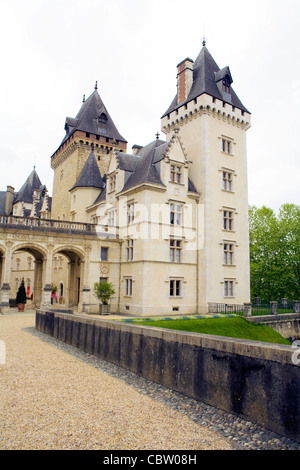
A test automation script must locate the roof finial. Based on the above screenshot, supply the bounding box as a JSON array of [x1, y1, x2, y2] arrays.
[[202, 22, 206, 47], [95, 81, 98, 90], [155, 132, 160, 140], [82, 94, 85, 102]]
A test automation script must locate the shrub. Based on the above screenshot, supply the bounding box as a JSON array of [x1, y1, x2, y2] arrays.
[[16, 279, 27, 304], [93, 281, 115, 305]]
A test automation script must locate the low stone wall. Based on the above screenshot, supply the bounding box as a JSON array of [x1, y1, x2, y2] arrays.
[[35, 310, 300, 442], [247, 313, 300, 343]]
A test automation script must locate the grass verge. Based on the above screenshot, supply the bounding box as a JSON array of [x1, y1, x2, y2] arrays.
[[132, 316, 291, 345]]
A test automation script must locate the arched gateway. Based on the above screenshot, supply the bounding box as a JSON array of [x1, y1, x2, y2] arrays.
[[0, 216, 119, 313]]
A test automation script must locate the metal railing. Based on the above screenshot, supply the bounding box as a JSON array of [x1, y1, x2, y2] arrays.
[[208, 300, 299, 316], [251, 301, 295, 316], [208, 303, 244, 314]]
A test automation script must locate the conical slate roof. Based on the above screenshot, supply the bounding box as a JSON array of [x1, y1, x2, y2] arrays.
[[14, 168, 42, 203], [60, 87, 127, 148], [162, 45, 250, 117], [70, 150, 104, 191]]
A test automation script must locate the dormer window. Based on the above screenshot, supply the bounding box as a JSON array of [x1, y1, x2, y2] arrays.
[[170, 164, 182, 184], [109, 174, 116, 192], [98, 113, 108, 131], [215, 66, 233, 98], [222, 78, 230, 93]]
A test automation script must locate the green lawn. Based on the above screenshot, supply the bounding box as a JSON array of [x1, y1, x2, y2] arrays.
[[133, 317, 291, 345]]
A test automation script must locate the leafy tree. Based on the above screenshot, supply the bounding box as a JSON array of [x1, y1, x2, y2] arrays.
[[249, 204, 300, 301], [93, 280, 115, 305], [277, 204, 300, 299]]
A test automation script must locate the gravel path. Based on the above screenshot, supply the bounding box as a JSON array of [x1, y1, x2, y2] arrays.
[[0, 314, 299, 451]]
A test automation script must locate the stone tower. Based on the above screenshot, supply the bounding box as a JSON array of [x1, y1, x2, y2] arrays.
[[50, 83, 127, 220], [161, 43, 252, 310]]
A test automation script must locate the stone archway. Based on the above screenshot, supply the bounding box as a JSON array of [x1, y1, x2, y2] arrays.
[[11, 244, 48, 308], [52, 247, 85, 309], [0, 241, 49, 311]]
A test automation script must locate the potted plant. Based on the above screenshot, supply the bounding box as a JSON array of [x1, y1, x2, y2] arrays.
[[93, 280, 115, 314], [16, 279, 27, 312]]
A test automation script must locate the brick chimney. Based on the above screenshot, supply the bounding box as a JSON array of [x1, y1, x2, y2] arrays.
[[177, 58, 194, 104]]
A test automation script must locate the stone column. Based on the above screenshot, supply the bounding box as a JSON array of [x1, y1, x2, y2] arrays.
[[0, 242, 13, 313], [78, 246, 91, 313], [270, 301, 278, 315], [293, 301, 300, 313], [41, 248, 53, 307], [33, 259, 43, 308], [66, 260, 75, 308], [243, 303, 252, 318]]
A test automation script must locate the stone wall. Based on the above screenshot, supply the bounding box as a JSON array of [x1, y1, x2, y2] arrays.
[[35, 310, 300, 442], [248, 314, 300, 343]]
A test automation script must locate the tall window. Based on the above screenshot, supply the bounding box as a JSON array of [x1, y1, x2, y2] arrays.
[[222, 138, 232, 154], [127, 202, 135, 224], [109, 175, 116, 192], [170, 165, 182, 183], [170, 239, 182, 262], [125, 278, 133, 296], [107, 209, 115, 226], [170, 279, 181, 297], [223, 243, 234, 265], [222, 79, 230, 93], [222, 171, 233, 192], [224, 280, 234, 297], [170, 203, 182, 225], [101, 247, 108, 261], [223, 210, 233, 231], [126, 239, 134, 261]]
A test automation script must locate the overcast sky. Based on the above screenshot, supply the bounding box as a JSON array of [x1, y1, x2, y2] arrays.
[[0, 0, 299, 212]]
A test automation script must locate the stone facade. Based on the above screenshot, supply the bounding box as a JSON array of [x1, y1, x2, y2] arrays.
[[0, 44, 251, 316]]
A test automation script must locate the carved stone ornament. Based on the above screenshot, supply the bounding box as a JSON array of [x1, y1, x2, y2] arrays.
[[100, 264, 109, 274]]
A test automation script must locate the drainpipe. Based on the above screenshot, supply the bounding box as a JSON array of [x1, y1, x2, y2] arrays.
[[118, 240, 122, 312]]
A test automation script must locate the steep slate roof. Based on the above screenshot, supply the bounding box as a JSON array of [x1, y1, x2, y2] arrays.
[[117, 153, 140, 172], [121, 139, 166, 192], [14, 168, 42, 203], [60, 87, 127, 148], [92, 187, 106, 206], [70, 150, 104, 191], [162, 45, 250, 117], [90, 137, 199, 205]]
